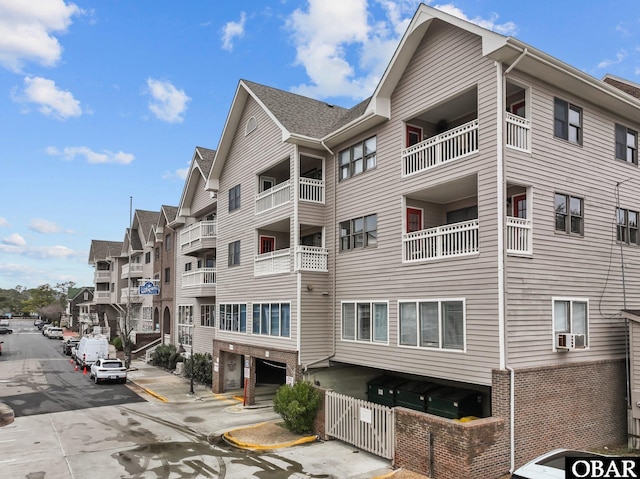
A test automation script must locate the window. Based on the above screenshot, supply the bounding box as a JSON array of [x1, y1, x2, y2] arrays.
[[615, 124, 638, 165], [164, 267, 170, 284], [339, 136, 376, 181], [340, 214, 377, 251], [554, 98, 582, 144], [617, 208, 639, 245], [555, 193, 583, 235], [165, 233, 172, 251], [229, 184, 241, 212], [228, 240, 240, 266], [553, 298, 588, 347], [245, 116, 257, 135], [142, 306, 153, 331], [341, 302, 388, 343], [184, 262, 192, 272], [201, 304, 215, 327], [252, 303, 291, 337], [145, 251, 151, 264], [218, 304, 247, 332], [177, 305, 193, 346], [154, 247, 160, 261], [399, 299, 465, 350]]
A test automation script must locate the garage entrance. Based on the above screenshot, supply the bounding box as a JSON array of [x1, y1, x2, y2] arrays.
[[255, 358, 286, 386]]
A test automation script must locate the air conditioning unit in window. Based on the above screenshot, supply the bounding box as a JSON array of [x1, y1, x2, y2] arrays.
[[556, 332, 586, 351]]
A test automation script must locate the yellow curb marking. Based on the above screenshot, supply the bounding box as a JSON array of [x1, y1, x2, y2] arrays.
[[141, 387, 169, 402], [223, 421, 317, 451]]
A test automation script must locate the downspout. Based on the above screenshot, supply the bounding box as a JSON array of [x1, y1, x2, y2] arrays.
[[497, 60, 515, 474], [304, 140, 337, 370]]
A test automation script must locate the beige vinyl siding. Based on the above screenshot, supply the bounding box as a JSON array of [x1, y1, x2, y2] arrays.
[[329, 21, 501, 386], [190, 173, 213, 216], [216, 95, 299, 352], [505, 70, 640, 368]]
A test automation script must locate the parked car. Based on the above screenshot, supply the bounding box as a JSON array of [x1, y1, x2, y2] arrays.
[[47, 327, 64, 340], [0, 340, 3, 356], [0, 327, 13, 335], [511, 449, 607, 479], [62, 337, 80, 355], [89, 358, 127, 384], [0, 318, 9, 326], [42, 325, 54, 336], [37, 321, 51, 331]]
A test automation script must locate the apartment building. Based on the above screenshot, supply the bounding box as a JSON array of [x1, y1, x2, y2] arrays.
[[152, 205, 179, 344], [87, 240, 124, 337], [193, 5, 640, 478], [170, 147, 217, 358]]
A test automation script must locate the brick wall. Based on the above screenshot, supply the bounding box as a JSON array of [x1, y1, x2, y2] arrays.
[[513, 359, 627, 467]]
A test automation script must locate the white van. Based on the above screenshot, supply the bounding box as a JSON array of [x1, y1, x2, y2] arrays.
[[74, 336, 110, 368]]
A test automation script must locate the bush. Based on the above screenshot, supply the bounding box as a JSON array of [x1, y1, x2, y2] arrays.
[[273, 381, 320, 434], [183, 353, 212, 386], [150, 344, 179, 369], [111, 336, 123, 351]]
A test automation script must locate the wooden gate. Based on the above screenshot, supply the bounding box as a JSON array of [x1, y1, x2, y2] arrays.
[[325, 390, 395, 459]]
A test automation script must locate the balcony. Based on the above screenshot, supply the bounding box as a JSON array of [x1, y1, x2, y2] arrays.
[[120, 287, 142, 303], [295, 245, 328, 272], [256, 180, 292, 214], [180, 220, 217, 256], [506, 112, 530, 152], [506, 216, 532, 255], [94, 270, 110, 282], [402, 119, 479, 176], [182, 268, 217, 297], [255, 248, 291, 276], [299, 177, 325, 204], [403, 219, 479, 262], [121, 263, 143, 279], [94, 291, 111, 304]]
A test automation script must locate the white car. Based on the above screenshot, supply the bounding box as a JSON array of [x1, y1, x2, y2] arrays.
[[47, 327, 64, 339], [0, 318, 9, 326], [89, 358, 127, 384], [512, 449, 607, 479]]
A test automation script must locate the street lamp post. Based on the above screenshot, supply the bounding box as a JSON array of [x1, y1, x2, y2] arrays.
[[189, 342, 194, 395]]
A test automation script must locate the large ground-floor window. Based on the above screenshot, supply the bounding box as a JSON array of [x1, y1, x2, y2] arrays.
[[252, 303, 290, 337], [218, 304, 247, 333], [341, 301, 388, 343], [399, 299, 465, 350], [177, 305, 193, 346]]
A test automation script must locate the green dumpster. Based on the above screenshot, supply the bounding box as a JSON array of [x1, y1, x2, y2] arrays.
[[395, 380, 440, 412], [367, 375, 407, 407], [427, 387, 483, 419]]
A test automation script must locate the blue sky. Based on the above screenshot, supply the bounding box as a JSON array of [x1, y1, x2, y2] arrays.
[[0, 0, 639, 290]]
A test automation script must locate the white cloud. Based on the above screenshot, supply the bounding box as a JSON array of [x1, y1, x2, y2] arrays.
[[597, 51, 627, 69], [146, 78, 191, 123], [221, 12, 246, 51], [29, 218, 73, 234], [286, 0, 518, 101], [46, 145, 134, 164], [0, 0, 82, 72], [0, 217, 9, 227], [2, 233, 26, 246], [433, 3, 517, 36], [16, 76, 82, 119]]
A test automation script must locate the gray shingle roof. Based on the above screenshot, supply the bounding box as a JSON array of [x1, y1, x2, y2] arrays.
[[242, 80, 356, 139], [161, 205, 178, 224], [89, 240, 123, 262], [195, 147, 215, 176]]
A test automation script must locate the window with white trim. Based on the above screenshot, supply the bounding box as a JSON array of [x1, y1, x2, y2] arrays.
[[200, 304, 215, 327], [341, 301, 388, 343], [553, 298, 588, 347], [252, 303, 291, 337], [228, 240, 240, 266], [142, 306, 153, 331], [399, 299, 465, 350], [177, 305, 193, 346], [229, 184, 241, 212], [218, 304, 246, 333], [339, 136, 376, 181], [555, 193, 583, 235]]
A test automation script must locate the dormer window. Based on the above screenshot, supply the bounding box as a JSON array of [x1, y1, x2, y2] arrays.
[[245, 117, 257, 136]]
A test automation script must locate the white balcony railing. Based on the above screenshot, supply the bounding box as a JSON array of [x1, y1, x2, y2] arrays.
[[182, 268, 217, 287], [295, 245, 328, 272], [256, 180, 292, 214], [506, 216, 532, 255], [94, 270, 110, 281], [95, 291, 110, 300], [402, 119, 479, 176], [506, 112, 530, 152], [180, 220, 217, 250], [120, 287, 141, 302], [299, 177, 325, 204], [403, 219, 479, 262], [121, 263, 143, 277], [254, 248, 291, 276]]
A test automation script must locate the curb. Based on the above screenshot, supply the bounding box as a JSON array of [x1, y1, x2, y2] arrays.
[[222, 421, 317, 451]]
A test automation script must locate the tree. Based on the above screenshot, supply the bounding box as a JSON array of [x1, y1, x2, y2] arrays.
[[21, 285, 58, 315]]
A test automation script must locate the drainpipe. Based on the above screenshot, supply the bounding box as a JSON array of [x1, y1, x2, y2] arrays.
[[497, 60, 515, 474]]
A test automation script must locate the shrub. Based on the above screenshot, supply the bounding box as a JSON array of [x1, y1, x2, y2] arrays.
[[150, 344, 178, 369], [111, 336, 123, 351], [184, 353, 212, 386], [273, 381, 320, 434]]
